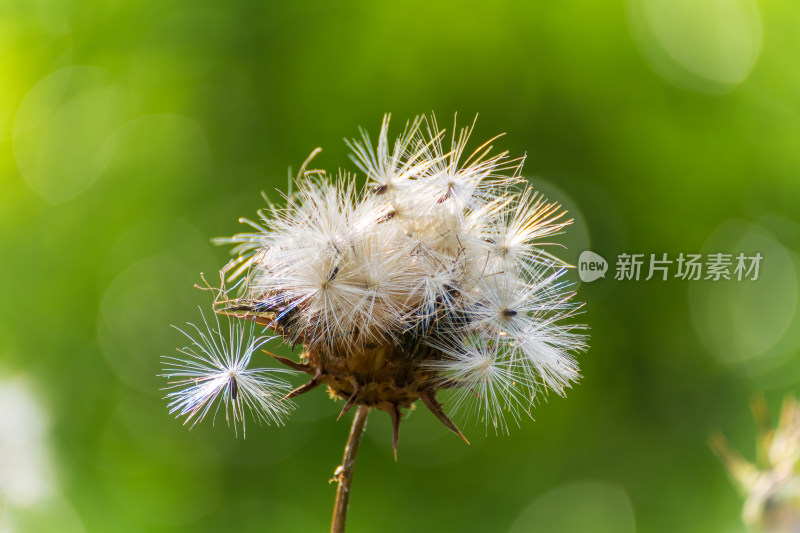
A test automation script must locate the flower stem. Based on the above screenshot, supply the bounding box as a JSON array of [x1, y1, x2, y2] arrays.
[[330, 405, 370, 533]]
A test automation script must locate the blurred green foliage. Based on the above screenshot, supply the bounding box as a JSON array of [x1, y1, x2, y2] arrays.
[[1, 0, 800, 531]]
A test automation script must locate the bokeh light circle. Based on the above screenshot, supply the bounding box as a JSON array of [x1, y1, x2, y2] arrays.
[[689, 219, 799, 376], [13, 66, 138, 203], [98, 253, 205, 394], [510, 480, 636, 533], [628, 0, 763, 93]]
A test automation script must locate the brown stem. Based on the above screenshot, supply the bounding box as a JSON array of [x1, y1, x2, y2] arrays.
[[330, 405, 370, 533]]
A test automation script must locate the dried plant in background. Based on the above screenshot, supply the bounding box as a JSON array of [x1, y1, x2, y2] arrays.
[[162, 114, 588, 532], [711, 394, 800, 533]]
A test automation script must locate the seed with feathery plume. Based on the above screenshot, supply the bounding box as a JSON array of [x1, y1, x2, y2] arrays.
[[161, 311, 295, 437]]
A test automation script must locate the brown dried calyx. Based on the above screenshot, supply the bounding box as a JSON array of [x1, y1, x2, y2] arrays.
[[218, 299, 469, 459]]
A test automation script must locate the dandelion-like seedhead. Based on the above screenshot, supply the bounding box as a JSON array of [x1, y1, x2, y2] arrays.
[[165, 114, 588, 450]]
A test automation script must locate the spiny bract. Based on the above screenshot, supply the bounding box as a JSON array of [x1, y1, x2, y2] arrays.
[[166, 114, 588, 452]]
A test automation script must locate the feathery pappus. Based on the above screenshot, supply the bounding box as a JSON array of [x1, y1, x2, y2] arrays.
[[164, 114, 588, 455], [161, 311, 295, 437]]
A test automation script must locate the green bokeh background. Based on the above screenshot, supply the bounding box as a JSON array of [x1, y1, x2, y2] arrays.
[[2, 0, 800, 531]]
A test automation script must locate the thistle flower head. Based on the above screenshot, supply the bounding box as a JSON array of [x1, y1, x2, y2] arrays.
[[161, 311, 295, 437], [172, 113, 587, 451]]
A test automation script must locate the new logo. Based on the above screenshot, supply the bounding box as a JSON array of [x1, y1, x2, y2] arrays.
[[578, 251, 608, 282]]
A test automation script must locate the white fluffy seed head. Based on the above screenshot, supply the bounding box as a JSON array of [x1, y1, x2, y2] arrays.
[[217, 113, 588, 431]]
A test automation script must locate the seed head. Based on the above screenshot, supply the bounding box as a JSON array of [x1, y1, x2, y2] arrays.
[[177, 114, 588, 450]]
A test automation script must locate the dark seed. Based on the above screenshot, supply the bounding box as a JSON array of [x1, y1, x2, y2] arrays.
[[230, 377, 239, 400], [376, 210, 396, 224], [328, 265, 339, 282]]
